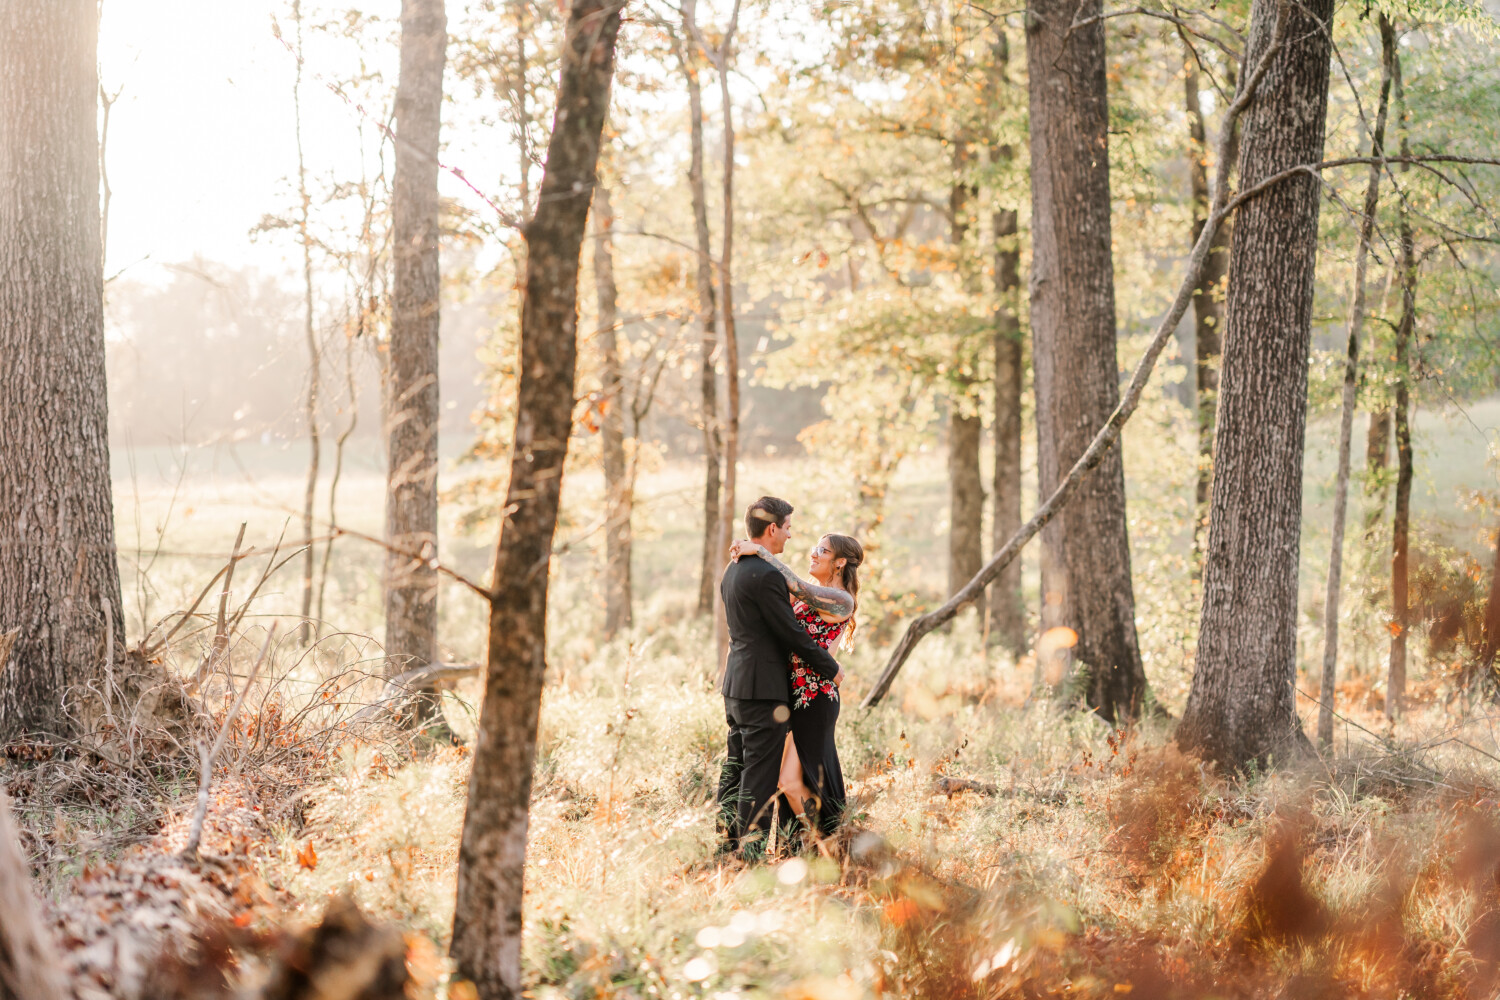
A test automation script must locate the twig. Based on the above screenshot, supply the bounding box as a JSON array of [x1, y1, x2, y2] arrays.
[[181, 625, 277, 860], [188, 523, 246, 693]]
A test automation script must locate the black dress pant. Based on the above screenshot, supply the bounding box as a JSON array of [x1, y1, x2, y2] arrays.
[[789, 693, 845, 836], [717, 696, 789, 852]]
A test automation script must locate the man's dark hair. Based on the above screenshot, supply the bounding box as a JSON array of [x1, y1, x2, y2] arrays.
[[745, 496, 793, 539]]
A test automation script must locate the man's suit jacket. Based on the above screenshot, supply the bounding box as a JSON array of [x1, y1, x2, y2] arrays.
[[720, 555, 843, 701]]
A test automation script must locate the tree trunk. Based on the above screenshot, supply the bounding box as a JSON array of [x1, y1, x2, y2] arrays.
[[1482, 520, 1500, 670], [1026, 0, 1145, 722], [1387, 55, 1415, 719], [448, 3, 620, 996], [710, 2, 743, 676], [948, 140, 985, 610], [1183, 39, 1235, 573], [0, 789, 66, 1000], [679, 0, 721, 619], [987, 29, 1024, 653], [385, 0, 447, 732], [594, 183, 632, 639], [0, 0, 125, 738], [293, 2, 321, 647], [1388, 265, 1413, 719], [990, 204, 1024, 652], [1318, 14, 1395, 748], [1364, 407, 1391, 538], [1179, 0, 1336, 769]]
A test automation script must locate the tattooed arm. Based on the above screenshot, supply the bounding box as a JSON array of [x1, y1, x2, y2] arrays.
[[728, 540, 854, 620]]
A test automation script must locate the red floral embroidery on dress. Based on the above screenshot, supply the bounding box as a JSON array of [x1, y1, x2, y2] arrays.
[[788, 599, 849, 709]]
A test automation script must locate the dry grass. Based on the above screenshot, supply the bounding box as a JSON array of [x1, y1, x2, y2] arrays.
[[6, 445, 1494, 997]]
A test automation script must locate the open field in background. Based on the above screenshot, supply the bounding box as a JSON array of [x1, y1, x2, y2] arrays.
[[111, 394, 1499, 710], [81, 395, 1500, 996]]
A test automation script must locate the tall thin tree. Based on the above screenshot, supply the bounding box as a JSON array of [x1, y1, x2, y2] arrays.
[[594, 181, 632, 639], [701, 0, 743, 673], [1182, 37, 1236, 571], [1179, 0, 1335, 769], [1317, 14, 1396, 748], [948, 141, 985, 614], [386, 0, 448, 726], [1387, 47, 1416, 721], [1026, 0, 1146, 721], [674, 0, 721, 619], [0, 0, 126, 737], [988, 27, 1024, 653], [448, 3, 623, 996], [291, 0, 321, 647]]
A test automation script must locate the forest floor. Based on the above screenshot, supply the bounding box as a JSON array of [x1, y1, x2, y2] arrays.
[[13, 610, 1500, 999], [8, 412, 1498, 998]]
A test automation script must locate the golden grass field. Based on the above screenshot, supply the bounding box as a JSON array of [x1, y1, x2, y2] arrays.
[[30, 389, 1489, 998]]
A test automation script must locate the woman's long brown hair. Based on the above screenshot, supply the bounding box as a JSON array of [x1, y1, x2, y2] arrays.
[[824, 533, 864, 648]]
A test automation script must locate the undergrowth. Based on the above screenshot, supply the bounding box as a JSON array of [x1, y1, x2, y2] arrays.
[[233, 610, 1500, 999]]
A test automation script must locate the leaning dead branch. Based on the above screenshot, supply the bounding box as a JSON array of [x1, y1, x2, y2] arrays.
[[863, 0, 1289, 707], [181, 625, 277, 860]]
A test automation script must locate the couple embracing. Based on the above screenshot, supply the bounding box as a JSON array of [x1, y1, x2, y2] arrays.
[[716, 496, 864, 858]]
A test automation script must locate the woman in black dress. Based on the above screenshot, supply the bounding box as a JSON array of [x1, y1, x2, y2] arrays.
[[729, 533, 863, 838]]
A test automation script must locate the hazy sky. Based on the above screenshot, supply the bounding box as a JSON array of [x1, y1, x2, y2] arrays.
[[98, 0, 494, 283]]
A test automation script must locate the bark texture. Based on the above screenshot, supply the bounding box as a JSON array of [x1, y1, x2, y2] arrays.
[[679, 0, 721, 618], [1026, 0, 1145, 721], [1364, 407, 1391, 537], [593, 183, 632, 639], [448, 3, 621, 996], [948, 141, 985, 608], [0, 0, 125, 738], [1387, 198, 1415, 719], [988, 28, 1024, 653], [990, 203, 1025, 651], [1179, 0, 1335, 768], [1183, 42, 1235, 570], [385, 0, 447, 693]]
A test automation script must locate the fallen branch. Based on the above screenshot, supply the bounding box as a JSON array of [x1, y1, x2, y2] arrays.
[[350, 661, 482, 724], [181, 625, 276, 860]]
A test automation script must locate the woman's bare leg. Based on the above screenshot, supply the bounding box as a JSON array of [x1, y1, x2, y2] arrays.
[[778, 732, 811, 819]]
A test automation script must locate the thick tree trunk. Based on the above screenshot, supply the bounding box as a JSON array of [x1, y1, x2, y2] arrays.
[[593, 183, 632, 639], [680, 0, 721, 619], [385, 0, 447, 728], [448, 3, 621, 996], [1183, 40, 1235, 572], [1179, 0, 1335, 769], [948, 140, 985, 610], [0, 0, 125, 738], [1026, 0, 1145, 722], [1318, 14, 1395, 748]]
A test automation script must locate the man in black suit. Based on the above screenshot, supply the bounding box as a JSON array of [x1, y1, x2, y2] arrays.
[[716, 496, 843, 856]]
